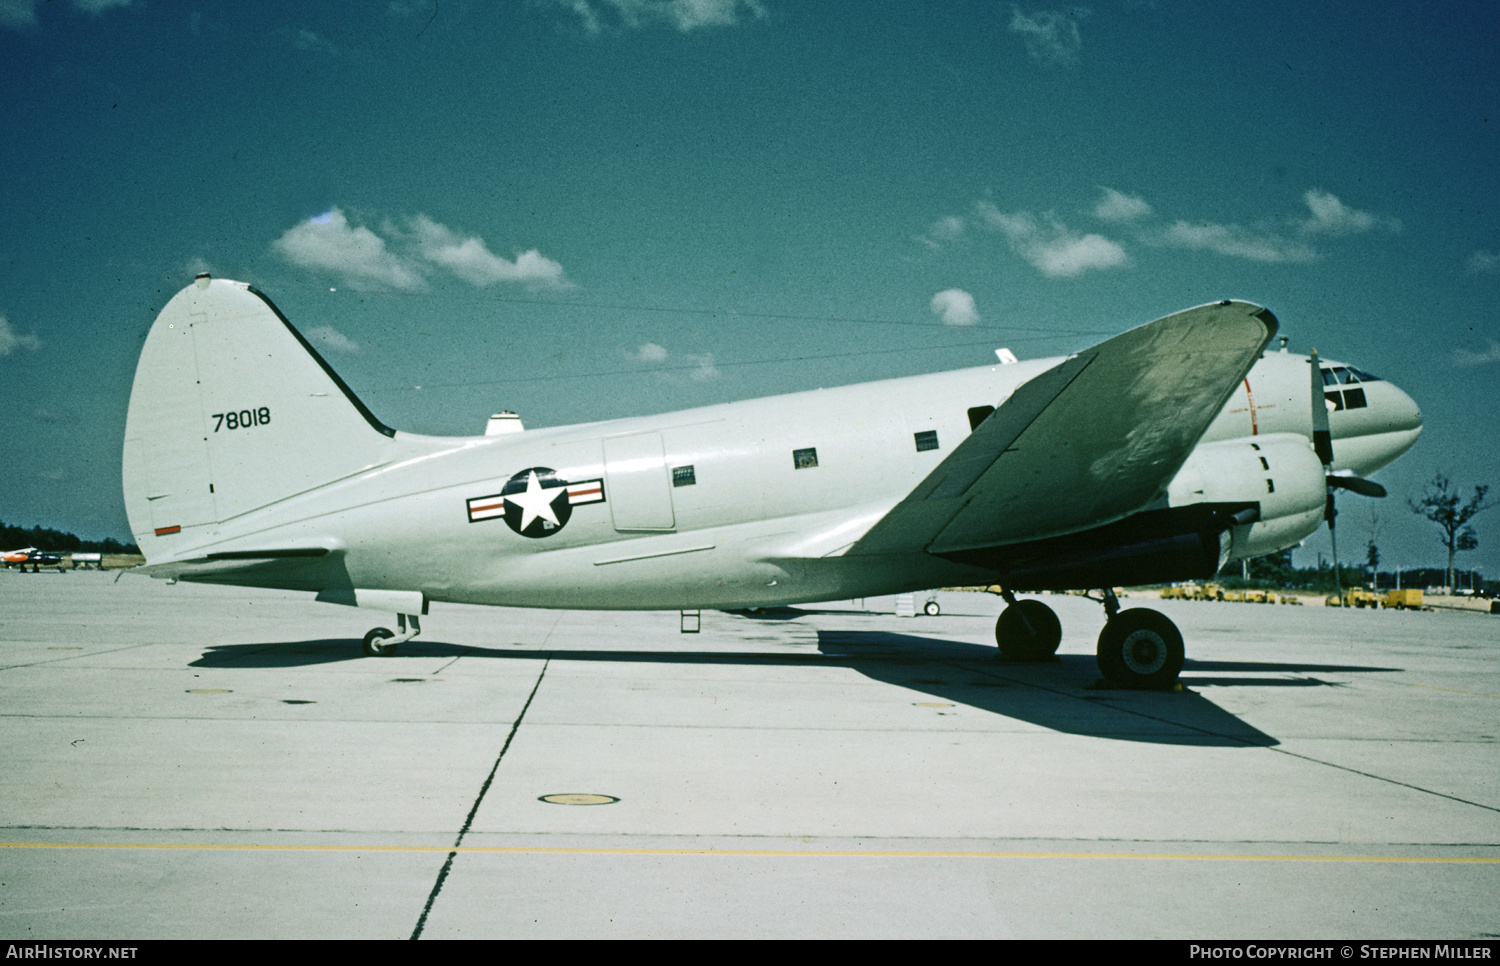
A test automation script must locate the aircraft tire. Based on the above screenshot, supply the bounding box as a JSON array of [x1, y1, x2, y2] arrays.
[[995, 599, 1061, 661], [1096, 609, 1183, 690], [362, 627, 398, 657], [924, 600, 941, 617]]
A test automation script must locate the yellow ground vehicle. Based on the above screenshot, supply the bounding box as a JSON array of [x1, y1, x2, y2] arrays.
[[1325, 588, 1380, 608], [1382, 589, 1424, 610]]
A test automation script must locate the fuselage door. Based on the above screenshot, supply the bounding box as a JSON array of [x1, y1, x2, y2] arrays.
[[603, 432, 676, 531]]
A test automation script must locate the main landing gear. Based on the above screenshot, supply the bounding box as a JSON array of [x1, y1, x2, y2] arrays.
[[361, 613, 422, 657], [994, 588, 1184, 690]]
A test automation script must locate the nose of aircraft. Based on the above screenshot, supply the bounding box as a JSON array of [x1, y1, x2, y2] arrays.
[[1379, 378, 1423, 435], [1346, 376, 1422, 476]]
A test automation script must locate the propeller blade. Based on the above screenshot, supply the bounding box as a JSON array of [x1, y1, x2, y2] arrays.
[[1328, 496, 1341, 595], [1309, 348, 1334, 467], [1327, 475, 1387, 498]]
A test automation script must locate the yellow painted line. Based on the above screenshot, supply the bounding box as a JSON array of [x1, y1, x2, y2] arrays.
[[1, 842, 1496, 863]]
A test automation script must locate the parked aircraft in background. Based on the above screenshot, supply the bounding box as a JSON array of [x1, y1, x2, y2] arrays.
[[121, 276, 1421, 688], [3, 547, 64, 571]]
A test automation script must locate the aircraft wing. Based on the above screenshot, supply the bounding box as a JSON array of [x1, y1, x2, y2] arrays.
[[849, 300, 1278, 557]]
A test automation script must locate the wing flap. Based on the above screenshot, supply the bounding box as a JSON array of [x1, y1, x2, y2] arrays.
[[850, 300, 1278, 557]]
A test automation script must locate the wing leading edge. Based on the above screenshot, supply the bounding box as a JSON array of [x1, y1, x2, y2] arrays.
[[849, 300, 1279, 557]]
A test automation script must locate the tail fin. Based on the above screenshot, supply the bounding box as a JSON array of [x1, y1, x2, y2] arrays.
[[123, 276, 394, 553]]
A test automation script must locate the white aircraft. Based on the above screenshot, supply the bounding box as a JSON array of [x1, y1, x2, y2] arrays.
[[122, 275, 1421, 688]]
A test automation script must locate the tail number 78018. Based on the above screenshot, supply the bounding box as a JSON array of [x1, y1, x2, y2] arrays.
[[212, 407, 271, 432]]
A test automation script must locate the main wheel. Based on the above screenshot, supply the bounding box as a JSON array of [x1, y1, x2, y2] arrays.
[[362, 627, 397, 657], [923, 600, 941, 617], [994, 599, 1062, 661], [1096, 608, 1183, 690]]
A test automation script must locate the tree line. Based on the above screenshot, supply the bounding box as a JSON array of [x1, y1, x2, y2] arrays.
[[1, 520, 140, 555]]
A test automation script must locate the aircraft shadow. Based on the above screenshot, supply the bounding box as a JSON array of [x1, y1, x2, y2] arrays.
[[190, 625, 1405, 747], [814, 630, 1291, 747]]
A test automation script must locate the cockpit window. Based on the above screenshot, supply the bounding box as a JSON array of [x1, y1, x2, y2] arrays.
[[1321, 365, 1382, 385]]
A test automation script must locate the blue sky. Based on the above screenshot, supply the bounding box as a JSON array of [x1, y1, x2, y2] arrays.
[[2, 0, 1496, 578]]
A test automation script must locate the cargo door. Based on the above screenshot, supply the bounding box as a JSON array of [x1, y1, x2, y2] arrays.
[[603, 433, 675, 530]]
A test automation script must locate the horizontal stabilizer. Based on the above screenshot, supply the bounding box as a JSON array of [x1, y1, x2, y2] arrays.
[[850, 300, 1278, 556]]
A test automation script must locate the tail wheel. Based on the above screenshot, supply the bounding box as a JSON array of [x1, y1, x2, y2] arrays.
[[923, 600, 941, 617], [1096, 608, 1183, 690], [362, 627, 397, 657], [995, 599, 1062, 661]]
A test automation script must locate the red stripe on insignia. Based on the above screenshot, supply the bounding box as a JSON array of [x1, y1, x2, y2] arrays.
[[567, 479, 605, 504], [469, 500, 506, 514], [155, 526, 181, 536]]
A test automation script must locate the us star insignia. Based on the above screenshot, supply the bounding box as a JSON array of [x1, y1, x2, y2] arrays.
[[467, 468, 605, 538]]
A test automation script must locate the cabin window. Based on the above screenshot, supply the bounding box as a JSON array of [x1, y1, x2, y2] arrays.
[[967, 406, 994, 431], [793, 447, 819, 470], [914, 430, 939, 452], [1325, 391, 1344, 411], [1266, 479, 1276, 493], [672, 465, 696, 487], [1259, 457, 1269, 470]]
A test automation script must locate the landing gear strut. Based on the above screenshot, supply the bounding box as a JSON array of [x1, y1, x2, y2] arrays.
[[1093, 588, 1183, 690], [993, 589, 1062, 661], [361, 613, 422, 657]]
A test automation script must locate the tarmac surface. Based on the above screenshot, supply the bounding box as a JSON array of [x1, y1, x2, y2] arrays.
[[1, 571, 1497, 939]]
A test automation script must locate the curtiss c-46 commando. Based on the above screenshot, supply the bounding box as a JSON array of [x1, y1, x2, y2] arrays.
[[122, 275, 1421, 689]]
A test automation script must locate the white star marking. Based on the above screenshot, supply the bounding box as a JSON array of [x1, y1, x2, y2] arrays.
[[505, 470, 562, 532]]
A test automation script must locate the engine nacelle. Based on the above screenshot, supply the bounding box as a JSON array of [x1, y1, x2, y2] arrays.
[[1167, 433, 1326, 560]]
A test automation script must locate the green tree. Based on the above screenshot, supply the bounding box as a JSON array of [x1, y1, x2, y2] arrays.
[[1408, 474, 1492, 590]]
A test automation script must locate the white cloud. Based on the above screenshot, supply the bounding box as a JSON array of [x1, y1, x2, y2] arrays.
[[930, 289, 979, 326], [1094, 187, 1152, 223], [273, 209, 569, 292], [1454, 339, 1500, 368], [629, 342, 670, 363], [552, 0, 765, 34], [0, 314, 43, 357], [686, 351, 720, 381], [286, 27, 343, 56], [1160, 221, 1319, 263], [273, 209, 427, 291], [1009, 5, 1083, 66], [306, 325, 360, 354], [408, 215, 569, 289], [2, 0, 129, 28], [1465, 250, 1500, 274], [976, 202, 1128, 278], [917, 215, 966, 250], [1299, 189, 1399, 235]]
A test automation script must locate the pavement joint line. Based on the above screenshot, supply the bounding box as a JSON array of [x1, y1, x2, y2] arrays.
[[0, 640, 166, 672], [938, 657, 1500, 816], [1383, 681, 1500, 699], [410, 653, 552, 940], [0, 842, 1496, 863]]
